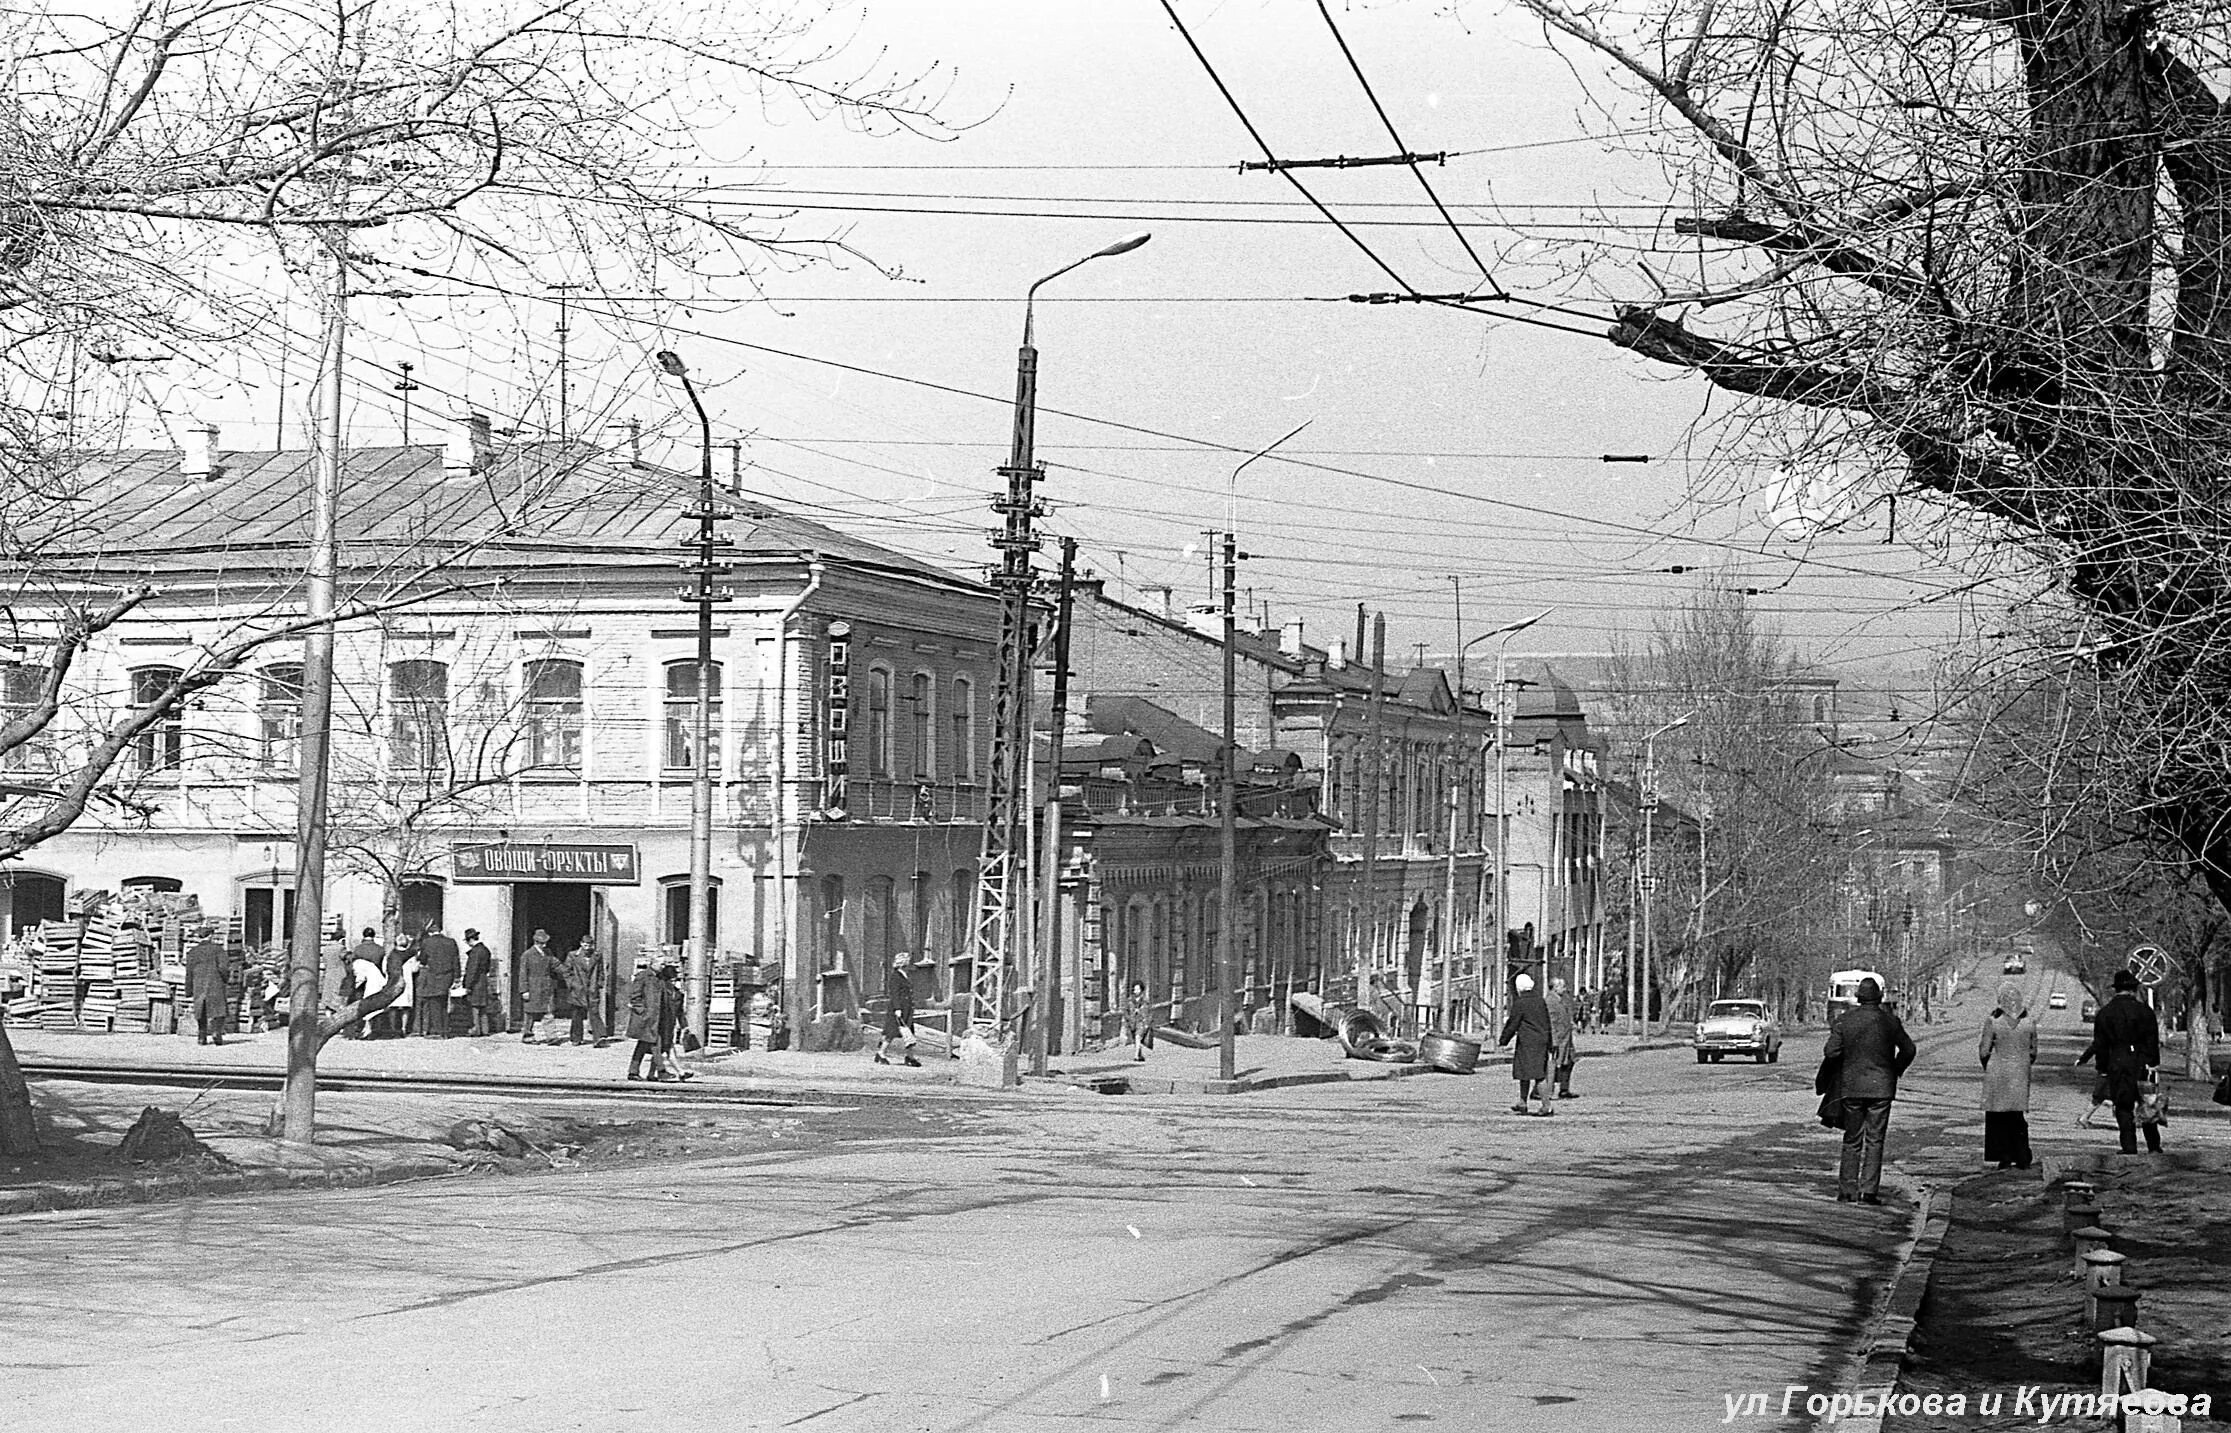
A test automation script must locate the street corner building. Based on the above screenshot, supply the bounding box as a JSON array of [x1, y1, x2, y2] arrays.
[[0, 418, 1012, 1041]]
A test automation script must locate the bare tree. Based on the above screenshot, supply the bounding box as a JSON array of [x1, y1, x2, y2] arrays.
[[1943, 634, 2221, 1077], [1504, 0, 2231, 929], [0, 0, 962, 1153], [1600, 580, 1846, 1028]]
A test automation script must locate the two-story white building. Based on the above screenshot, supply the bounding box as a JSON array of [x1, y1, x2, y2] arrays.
[[8, 419, 1003, 1034]]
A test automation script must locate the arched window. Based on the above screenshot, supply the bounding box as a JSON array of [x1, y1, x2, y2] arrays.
[[663, 659, 723, 773], [259, 663, 303, 771], [908, 672, 934, 778], [523, 658, 583, 770], [948, 677, 975, 781], [950, 867, 975, 959], [388, 659, 448, 771], [864, 667, 892, 777], [129, 665, 184, 771]]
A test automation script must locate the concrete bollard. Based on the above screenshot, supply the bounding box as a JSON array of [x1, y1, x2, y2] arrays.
[[2063, 1179, 2097, 1208], [2071, 1226, 2116, 1278], [2064, 1203, 2105, 1237], [2097, 1326, 2157, 1398], [2081, 1248, 2127, 1293], [2090, 1284, 2142, 1335]]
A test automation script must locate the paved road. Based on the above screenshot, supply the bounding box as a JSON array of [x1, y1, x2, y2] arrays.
[[2, 1033, 1978, 1433]]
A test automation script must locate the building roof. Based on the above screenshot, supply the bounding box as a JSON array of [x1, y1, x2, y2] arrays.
[[1086, 695, 1233, 765], [34, 441, 977, 590]]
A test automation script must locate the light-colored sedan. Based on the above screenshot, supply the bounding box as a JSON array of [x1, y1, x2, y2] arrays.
[[2048, 991, 2068, 1010], [1694, 999, 1782, 1064]]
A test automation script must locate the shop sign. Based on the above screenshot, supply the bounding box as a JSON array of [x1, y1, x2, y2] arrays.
[[453, 843, 642, 885]]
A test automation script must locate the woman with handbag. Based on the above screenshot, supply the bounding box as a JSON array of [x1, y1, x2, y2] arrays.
[[1978, 980, 2037, 1169]]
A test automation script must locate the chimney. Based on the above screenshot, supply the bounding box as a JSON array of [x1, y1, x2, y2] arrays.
[[1279, 620, 1305, 658], [180, 423, 220, 481], [1353, 604, 1367, 665], [1329, 638, 1348, 669], [445, 412, 494, 479], [720, 438, 745, 494]]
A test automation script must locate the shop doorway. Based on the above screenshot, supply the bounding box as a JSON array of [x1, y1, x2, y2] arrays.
[[510, 882, 591, 1025], [6, 871, 64, 940]]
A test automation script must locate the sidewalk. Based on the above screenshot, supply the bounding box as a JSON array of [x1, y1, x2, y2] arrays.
[[8, 1022, 1685, 1097]]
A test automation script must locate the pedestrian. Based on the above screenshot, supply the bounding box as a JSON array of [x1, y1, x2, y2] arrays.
[[623, 959, 689, 1081], [563, 940, 602, 1046], [1121, 979, 1154, 1063], [579, 939, 612, 1047], [461, 929, 496, 1036], [183, 924, 228, 1047], [347, 932, 388, 1039], [1549, 976, 1579, 1100], [2076, 969, 2164, 1155], [1978, 979, 2036, 1169], [414, 923, 461, 1038], [874, 950, 921, 1067], [382, 932, 417, 1038], [1822, 976, 1918, 1204], [520, 928, 560, 1043], [1499, 973, 1554, 1116]]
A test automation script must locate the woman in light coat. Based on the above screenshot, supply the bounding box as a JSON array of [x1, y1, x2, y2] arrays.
[[1978, 979, 2038, 1169]]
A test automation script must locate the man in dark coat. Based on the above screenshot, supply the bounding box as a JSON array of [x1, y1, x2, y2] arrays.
[[1822, 977, 1918, 1203], [624, 960, 685, 1081], [415, 924, 461, 1039], [874, 951, 920, 1067], [183, 925, 229, 1046], [1499, 973, 1555, 1116], [461, 929, 496, 1036], [2077, 968, 2163, 1154], [520, 929, 559, 1043], [563, 941, 607, 1046]]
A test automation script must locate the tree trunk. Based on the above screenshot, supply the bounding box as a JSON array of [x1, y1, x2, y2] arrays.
[[0, 1022, 39, 1155]]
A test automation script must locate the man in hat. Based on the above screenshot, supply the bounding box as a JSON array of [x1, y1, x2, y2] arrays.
[[415, 923, 461, 1039], [1822, 976, 1918, 1204], [183, 923, 229, 1046], [624, 959, 684, 1081], [2077, 969, 2163, 1154], [461, 929, 496, 1036]]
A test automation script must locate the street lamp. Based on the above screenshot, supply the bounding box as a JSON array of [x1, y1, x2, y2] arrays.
[[987, 232, 1150, 1051], [1459, 610, 1551, 1036], [1638, 715, 1689, 1038], [653, 348, 725, 1046]]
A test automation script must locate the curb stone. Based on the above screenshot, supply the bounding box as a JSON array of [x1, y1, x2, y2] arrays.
[[0, 1153, 470, 1219], [1829, 1175, 1953, 1433]]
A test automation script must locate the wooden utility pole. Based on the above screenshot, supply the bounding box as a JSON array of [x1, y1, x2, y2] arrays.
[[282, 235, 345, 1144], [1218, 529, 1239, 1081], [1031, 537, 1078, 1075], [1356, 612, 1386, 1008]]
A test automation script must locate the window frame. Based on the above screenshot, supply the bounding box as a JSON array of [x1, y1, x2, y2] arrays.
[[257, 662, 305, 773], [128, 665, 185, 772], [521, 656, 585, 773], [661, 658, 724, 775], [948, 676, 975, 782], [387, 658, 450, 773]]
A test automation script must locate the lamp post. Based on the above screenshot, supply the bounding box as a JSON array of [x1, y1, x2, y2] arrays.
[[1639, 716, 1689, 1038], [985, 232, 1150, 1047], [654, 349, 725, 1045], [1459, 610, 1550, 1036]]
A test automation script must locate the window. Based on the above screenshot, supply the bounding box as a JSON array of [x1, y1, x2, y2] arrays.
[[949, 677, 975, 781], [523, 658, 583, 770], [864, 668, 891, 777], [663, 659, 723, 773], [951, 868, 975, 959], [0, 661, 46, 771], [388, 659, 448, 771], [908, 672, 933, 779], [129, 666, 184, 771], [258, 664, 303, 771], [661, 876, 722, 949]]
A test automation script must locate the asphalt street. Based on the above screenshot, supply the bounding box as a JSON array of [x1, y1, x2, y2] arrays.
[[0, 1021, 2001, 1433]]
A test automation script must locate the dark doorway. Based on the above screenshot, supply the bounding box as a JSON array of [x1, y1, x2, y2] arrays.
[[244, 887, 297, 951], [510, 882, 591, 1024], [7, 872, 63, 938], [400, 878, 445, 937]]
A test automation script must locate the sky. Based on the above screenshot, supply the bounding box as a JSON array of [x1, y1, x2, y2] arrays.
[[150, 0, 2026, 699]]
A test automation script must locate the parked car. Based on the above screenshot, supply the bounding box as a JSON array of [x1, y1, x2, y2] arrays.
[[2047, 991, 2068, 1010], [1693, 999, 1782, 1064], [2080, 997, 2098, 1021], [2003, 955, 2027, 975]]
